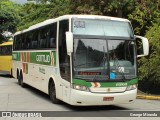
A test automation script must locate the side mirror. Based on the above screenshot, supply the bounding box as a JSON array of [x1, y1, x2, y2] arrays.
[[135, 35, 149, 57], [66, 32, 73, 55]]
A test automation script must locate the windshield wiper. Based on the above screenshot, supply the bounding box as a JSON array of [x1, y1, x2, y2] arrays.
[[102, 46, 107, 70], [112, 46, 126, 82], [92, 46, 107, 81]]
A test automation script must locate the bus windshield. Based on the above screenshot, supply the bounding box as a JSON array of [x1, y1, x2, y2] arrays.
[[73, 37, 136, 82], [72, 18, 134, 38]]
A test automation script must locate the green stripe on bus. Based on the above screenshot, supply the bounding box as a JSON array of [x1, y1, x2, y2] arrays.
[[72, 79, 91, 87], [127, 78, 138, 85], [73, 78, 138, 87], [24, 52, 26, 62], [12, 51, 56, 66], [12, 52, 21, 61], [30, 52, 51, 65]]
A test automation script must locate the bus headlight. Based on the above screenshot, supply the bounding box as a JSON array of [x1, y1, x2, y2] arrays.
[[72, 84, 90, 92], [126, 84, 137, 91]]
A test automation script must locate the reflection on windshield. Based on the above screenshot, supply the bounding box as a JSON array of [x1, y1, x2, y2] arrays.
[[73, 38, 109, 81], [74, 39, 107, 68], [73, 38, 136, 81], [108, 40, 136, 80], [73, 19, 133, 38]]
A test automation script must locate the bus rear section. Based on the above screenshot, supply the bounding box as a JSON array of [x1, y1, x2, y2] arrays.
[[0, 41, 12, 75]]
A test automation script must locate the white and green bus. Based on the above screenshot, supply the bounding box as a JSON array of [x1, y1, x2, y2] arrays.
[[12, 15, 149, 106]]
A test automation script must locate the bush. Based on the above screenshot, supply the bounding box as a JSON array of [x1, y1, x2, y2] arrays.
[[138, 19, 160, 83]]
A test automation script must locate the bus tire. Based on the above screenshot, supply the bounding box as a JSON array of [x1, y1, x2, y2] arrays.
[[10, 69, 13, 78], [49, 81, 60, 104], [19, 72, 26, 88], [17, 70, 21, 85]]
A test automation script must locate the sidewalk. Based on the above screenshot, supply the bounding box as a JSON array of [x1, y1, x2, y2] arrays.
[[137, 90, 160, 100]]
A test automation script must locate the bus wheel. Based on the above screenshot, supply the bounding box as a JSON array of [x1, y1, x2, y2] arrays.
[[49, 82, 60, 104], [19, 72, 26, 88], [10, 69, 13, 78], [17, 71, 21, 85]]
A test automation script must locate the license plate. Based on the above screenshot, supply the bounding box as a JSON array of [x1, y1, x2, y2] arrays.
[[103, 97, 114, 101]]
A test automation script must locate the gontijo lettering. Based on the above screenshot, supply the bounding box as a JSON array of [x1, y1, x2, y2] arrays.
[[36, 55, 50, 63]]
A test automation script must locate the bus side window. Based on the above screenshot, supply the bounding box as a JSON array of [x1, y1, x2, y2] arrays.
[[59, 20, 70, 82], [8, 45, 12, 55], [49, 23, 57, 48], [5, 45, 11, 55], [15, 36, 19, 50], [29, 32, 32, 49], [15, 35, 20, 50], [0, 46, 1, 55], [13, 37, 16, 50], [5, 46, 8, 55], [32, 31, 39, 49], [45, 27, 50, 48], [2, 46, 6, 55], [0, 46, 4, 55], [39, 27, 47, 49], [22, 34, 26, 50], [18, 35, 21, 50], [50, 38, 55, 48], [26, 33, 31, 49], [0, 46, 3, 55]]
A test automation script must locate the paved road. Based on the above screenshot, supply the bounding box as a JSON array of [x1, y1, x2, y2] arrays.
[[0, 75, 160, 120]]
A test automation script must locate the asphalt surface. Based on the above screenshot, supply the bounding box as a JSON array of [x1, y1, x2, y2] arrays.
[[0, 75, 160, 120]]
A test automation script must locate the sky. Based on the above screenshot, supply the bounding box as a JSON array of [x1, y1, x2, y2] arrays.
[[10, 0, 28, 4]]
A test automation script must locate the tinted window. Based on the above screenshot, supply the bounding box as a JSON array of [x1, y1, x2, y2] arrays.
[[0, 45, 12, 55], [13, 23, 57, 51], [39, 23, 57, 49], [58, 20, 70, 82]]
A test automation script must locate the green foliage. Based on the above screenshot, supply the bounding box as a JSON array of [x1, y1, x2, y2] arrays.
[[17, 3, 49, 30], [18, 0, 71, 30], [128, 0, 160, 36], [0, 0, 159, 82], [138, 19, 160, 82], [18, 0, 137, 30], [127, 0, 160, 82], [0, 0, 21, 32], [70, 0, 135, 17], [0, 0, 21, 42]]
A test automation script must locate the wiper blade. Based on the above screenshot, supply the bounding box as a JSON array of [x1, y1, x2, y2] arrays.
[[112, 46, 126, 82], [92, 46, 107, 81]]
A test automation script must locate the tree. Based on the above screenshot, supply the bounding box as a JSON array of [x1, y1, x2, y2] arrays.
[[128, 0, 160, 36], [0, 0, 21, 43], [138, 19, 160, 83], [18, 0, 71, 30], [127, 0, 160, 83], [70, 0, 135, 18], [18, 0, 137, 30]]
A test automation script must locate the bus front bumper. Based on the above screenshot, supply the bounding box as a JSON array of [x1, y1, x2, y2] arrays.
[[70, 88, 137, 106]]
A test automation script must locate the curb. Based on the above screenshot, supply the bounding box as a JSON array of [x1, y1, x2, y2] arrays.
[[137, 95, 160, 100]]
